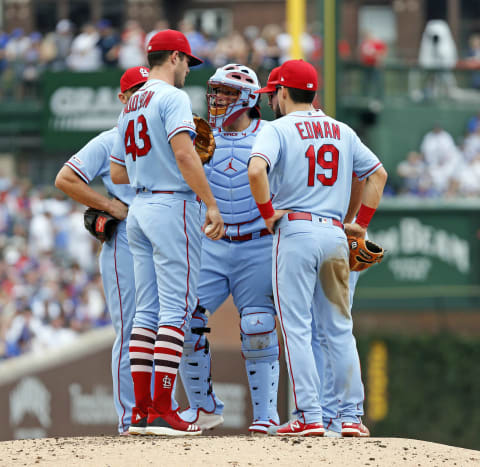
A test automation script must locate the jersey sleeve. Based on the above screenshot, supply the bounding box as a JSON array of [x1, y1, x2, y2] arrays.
[[249, 123, 281, 170], [65, 132, 112, 183], [163, 90, 196, 142], [351, 131, 382, 181], [110, 127, 126, 167]]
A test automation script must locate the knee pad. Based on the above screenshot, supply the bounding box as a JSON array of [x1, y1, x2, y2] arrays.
[[184, 305, 210, 354], [240, 307, 279, 362]]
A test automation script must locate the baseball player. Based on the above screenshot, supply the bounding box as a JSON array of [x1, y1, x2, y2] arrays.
[[178, 63, 280, 435], [54, 66, 150, 435], [110, 29, 223, 437], [248, 59, 388, 436], [258, 68, 368, 438]]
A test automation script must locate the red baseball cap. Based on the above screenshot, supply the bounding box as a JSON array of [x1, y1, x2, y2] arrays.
[[147, 29, 203, 67], [278, 60, 318, 91], [120, 66, 150, 93], [255, 66, 281, 94]]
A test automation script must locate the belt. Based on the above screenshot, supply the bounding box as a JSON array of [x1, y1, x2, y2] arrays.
[[136, 188, 174, 194], [136, 188, 200, 202], [222, 228, 271, 242], [287, 212, 344, 230]]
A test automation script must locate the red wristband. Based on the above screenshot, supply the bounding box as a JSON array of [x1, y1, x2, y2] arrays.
[[256, 200, 275, 219], [356, 204, 376, 228]]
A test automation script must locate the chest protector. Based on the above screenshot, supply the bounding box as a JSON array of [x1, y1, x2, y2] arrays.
[[204, 120, 267, 232]]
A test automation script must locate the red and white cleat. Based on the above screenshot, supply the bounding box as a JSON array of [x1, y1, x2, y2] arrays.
[[276, 419, 324, 437], [128, 407, 148, 435], [341, 421, 370, 437], [146, 408, 202, 436]]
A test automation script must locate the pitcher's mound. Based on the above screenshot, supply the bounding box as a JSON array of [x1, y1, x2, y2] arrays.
[[1, 435, 479, 466]]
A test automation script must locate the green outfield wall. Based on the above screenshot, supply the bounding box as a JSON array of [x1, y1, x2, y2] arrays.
[[358, 333, 480, 451]]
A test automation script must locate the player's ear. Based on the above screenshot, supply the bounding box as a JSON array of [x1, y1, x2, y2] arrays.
[[118, 92, 128, 105]]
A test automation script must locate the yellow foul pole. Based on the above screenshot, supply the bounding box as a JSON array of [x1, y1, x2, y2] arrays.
[[323, 0, 336, 117], [287, 0, 306, 59]]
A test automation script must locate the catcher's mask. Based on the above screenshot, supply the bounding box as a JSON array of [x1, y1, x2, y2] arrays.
[[207, 63, 260, 129]]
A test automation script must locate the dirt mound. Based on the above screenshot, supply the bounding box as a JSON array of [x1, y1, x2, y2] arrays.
[[1, 435, 478, 466]]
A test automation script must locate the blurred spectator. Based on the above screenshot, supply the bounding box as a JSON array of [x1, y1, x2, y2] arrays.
[[97, 19, 120, 67], [253, 24, 282, 69], [463, 122, 480, 162], [118, 20, 146, 69], [420, 124, 462, 194], [359, 30, 387, 99], [179, 19, 211, 66], [213, 30, 249, 67], [397, 151, 434, 196], [67, 23, 101, 71], [418, 20, 458, 99], [49, 19, 74, 71]]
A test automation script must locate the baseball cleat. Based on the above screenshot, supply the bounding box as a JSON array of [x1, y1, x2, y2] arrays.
[[275, 419, 324, 437], [146, 408, 202, 436], [324, 429, 342, 438], [249, 419, 278, 436], [128, 407, 148, 435], [179, 407, 224, 431], [341, 421, 370, 437]]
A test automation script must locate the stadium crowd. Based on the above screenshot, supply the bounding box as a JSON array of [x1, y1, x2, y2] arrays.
[[0, 18, 324, 98], [0, 174, 107, 359], [396, 117, 480, 198]]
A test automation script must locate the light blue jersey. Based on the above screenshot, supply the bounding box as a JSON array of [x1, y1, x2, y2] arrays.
[[110, 79, 196, 192], [65, 127, 136, 434], [251, 109, 382, 220], [67, 128, 135, 205]]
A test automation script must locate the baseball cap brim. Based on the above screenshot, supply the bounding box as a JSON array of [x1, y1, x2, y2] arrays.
[[186, 54, 203, 67], [255, 81, 278, 94]]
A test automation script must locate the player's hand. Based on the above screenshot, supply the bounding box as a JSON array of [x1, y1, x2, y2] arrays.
[[204, 206, 224, 240], [264, 209, 289, 234], [107, 198, 128, 220], [344, 222, 367, 239]]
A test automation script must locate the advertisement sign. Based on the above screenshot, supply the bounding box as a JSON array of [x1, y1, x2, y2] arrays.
[[355, 200, 480, 309]]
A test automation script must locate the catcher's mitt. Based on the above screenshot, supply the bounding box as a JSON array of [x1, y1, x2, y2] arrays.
[[84, 208, 120, 242], [347, 236, 385, 272], [193, 115, 215, 164]]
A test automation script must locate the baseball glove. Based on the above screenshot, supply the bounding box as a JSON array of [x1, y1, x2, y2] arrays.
[[83, 208, 120, 242], [347, 236, 385, 272], [193, 115, 215, 164]]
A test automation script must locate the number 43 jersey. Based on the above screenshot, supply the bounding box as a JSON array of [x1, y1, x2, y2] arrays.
[[111, 79, 196, 192], [250, 109, 382, 222]]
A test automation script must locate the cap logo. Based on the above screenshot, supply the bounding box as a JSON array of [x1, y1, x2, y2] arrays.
[[139, 67, 149, 77], [280, 77, 285, 82], [148, 45, 152, 51], [307, 83, 313, 89]]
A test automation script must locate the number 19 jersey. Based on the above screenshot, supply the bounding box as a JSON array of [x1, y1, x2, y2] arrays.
[[111, 79, 197, 192], [250, 109, 382, 221]]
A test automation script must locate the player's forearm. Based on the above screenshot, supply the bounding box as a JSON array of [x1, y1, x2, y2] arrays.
[[110, 162, 130, 184], [361, 167, 388, 209], [175, 149, 217, 208], [344, 176, 365, 224], [55, 166, 112, 212], [248, 159, 270, 204]]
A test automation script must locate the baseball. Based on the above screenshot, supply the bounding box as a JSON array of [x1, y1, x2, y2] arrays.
[[205, 224, 214, 235]]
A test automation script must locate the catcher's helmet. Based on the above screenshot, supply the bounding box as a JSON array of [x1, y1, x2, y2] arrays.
[[207, 64, 260, 129]]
